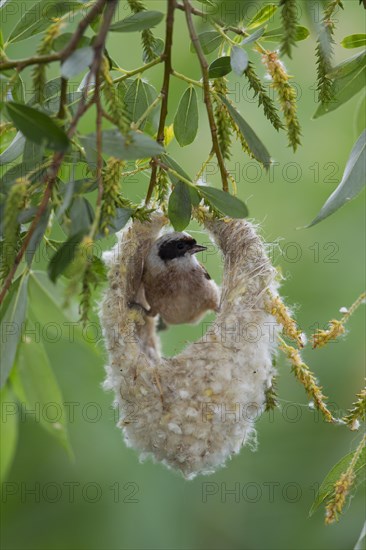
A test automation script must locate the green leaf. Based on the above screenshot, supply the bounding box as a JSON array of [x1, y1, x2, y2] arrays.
[[262, 25, 310, 43], [61, 47, 93, 79], [100, 208, 133, 237], [13, 323, 73, 456], [230, 47, 248, 76], [173, 87, 198, 147], [160, 153, 200, 205], [80, 129, 164, 160], [314, 51, 366, 118], [208, 56, 232, 78], [190, 31, 222, 54], [5, 102, 70, 152], [110, 11, 164, 33], [0, 132, 25, 165], [355, 94, 366, 135], [0, 385, 18, 482], [48, 230, 87, 283], [241, 27, 265, 45], [309, 445, 366, 517], [0, 272, 29, 388], [168, 181, 192, 231], [308, 130, 366, 227], [25, 206, 50, 265], [219, 95, 271, 169], [68, 196, 94, 234], [247, 4, 278, 30], [11, 73, 25, 103], [8, 1, 83, 43], [327, 50, 366, 79], [52, 32, 90, 51], [124, 78, 157, 130], [198, 186, 248, 218], [341, 34, 366, 49]]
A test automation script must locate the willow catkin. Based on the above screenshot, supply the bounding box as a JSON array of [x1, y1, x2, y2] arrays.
[[99, 213, 280, 478]]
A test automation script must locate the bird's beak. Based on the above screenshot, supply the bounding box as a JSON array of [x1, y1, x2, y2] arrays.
[[190, 244, 207, 255]]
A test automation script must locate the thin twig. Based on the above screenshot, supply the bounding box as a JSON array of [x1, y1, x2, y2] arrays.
[[0, 0, 107, 72], [145, 0, 176, 205], [182, 0, 228, 192], [57, 78, 68, 120], [90, 0, 119, 238]]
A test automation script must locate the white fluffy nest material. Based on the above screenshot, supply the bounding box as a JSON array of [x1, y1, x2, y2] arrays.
[[100, 213, 280, 479]]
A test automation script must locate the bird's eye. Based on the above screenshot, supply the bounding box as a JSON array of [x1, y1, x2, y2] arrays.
[[177, 242, 185, 250]]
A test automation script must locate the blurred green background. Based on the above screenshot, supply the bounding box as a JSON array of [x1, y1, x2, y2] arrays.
[[1, 1, 365, 549]]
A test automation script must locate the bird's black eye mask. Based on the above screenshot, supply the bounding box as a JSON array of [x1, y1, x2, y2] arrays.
[[158, 237, 197, 261]]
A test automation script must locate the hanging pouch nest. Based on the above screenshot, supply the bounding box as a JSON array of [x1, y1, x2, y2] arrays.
[[100, 212, 280, 479]]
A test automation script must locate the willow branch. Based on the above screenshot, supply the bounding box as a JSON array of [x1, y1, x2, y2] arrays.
[[182, 0, 228, 192], [145, 0, 176, 205], [0, 0, 118, 306], [175, 1, 246, 37], [0, 0, 106, 72]]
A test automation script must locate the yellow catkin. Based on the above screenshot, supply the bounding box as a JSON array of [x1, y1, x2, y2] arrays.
[[279, 338, 335, 423], [267, 292, 304, 348], [342, 386, 366, 431], [312, 291, 366, 348], [262, 51, 301, 151], [325, 434, 365, 524]]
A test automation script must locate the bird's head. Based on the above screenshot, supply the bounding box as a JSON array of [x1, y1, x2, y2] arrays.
[[157, 232, 207, 261]]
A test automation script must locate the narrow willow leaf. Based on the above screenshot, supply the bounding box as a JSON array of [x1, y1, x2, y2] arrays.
[[48, 230, 87, 283], [355, 94, 366, 135], [314, 52, 366, 118], [0, 385, 18, 482], [11, 73, 25, 103], [101, 208, 133, 237], [81, 130, 164, 160], [168, 181, 191, 231], [8, 0, 83, 43], [208, 56, 232, 78], [0, 273, 29, 387], [52, 32, 90, 51], [341, 34, 366, 49], [190, 31, 222, 54], [309, 446, 365, 516], [262, 25, 310, 42], [173, 87, 198, 147], [327, 50, 366, 79], [0, 132, 25, 165], [61, 47, 93, 79], [355, 522, 366, 550], [124, 78, 157, 130], [220, 95, 271, 169], [198, 186, 248, 218], [110, 11, 164, 32], [309, 130, 366, 226], [14, 324, 73, 456], [6, 103, 70, 152], [0, 0, 11, 10], [160, 153, 200, 205], [68, 196, 94, 234], [196, 0, 215, 5], [230, 47, 248, 76], [247, 4, 278, 29], [25, 206, 51, 266], [241, 27, 265, 45]]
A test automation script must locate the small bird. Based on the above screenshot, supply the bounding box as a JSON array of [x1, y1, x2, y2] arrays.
[[140, 232, 220, 325]]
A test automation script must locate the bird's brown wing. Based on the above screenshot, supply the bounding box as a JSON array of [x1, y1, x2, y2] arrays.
[[198, 262, 212, 280]]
